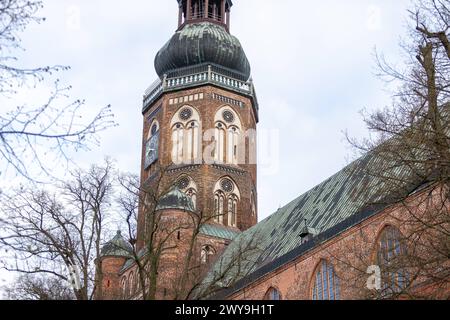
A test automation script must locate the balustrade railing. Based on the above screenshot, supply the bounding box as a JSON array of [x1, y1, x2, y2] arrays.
[[143, 66, 255, 110], [189, 10, 223, 22], [143, 79, 163, 107]]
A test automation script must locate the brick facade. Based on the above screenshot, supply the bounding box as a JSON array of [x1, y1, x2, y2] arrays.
[[118, 209, 233, 300], [98, 256, 129, 300], [136, 85, 258, 251], [225, 188, 450, 300], [97, 1, 449, 301]]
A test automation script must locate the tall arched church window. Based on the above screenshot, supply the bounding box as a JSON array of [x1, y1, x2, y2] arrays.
[[213, 177, 240, 227], [376, 226, 409, 297], [264, 287, 281, 300], [214, 192, 225, 224], [312, 260, 340, 300], [171, 106, 201, 165], [176, 175, 198, 210], [214, 107, 241, 165], [145, 120, 160, 169], [123, 275, 130, 299], [121, 277, 127, 299], [227, 194, 238, 227], [128, 272, 135, 297]]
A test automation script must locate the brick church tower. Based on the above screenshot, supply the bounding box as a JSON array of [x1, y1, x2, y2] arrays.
[[98, 0, 259, 300], [137, 0, 259, 249]]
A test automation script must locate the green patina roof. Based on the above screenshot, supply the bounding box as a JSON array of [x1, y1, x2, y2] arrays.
[[200, 224, 241, 241], [154, 22, 251, 81], [199, 146, 428, 296], [101, 231, 133, 258], [156, 187, 196, 212]]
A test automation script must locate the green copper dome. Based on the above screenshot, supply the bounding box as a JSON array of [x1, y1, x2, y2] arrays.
[[154, 22, 251, 81], [156, 187, 196, 212], [100, 231, 133, 258]]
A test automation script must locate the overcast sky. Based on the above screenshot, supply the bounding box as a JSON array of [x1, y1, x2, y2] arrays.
[[0, 0, 413, 289]]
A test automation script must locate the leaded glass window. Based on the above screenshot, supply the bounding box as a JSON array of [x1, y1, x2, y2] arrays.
[[312, 260, 340, 300], [377, 226, 409, 297]]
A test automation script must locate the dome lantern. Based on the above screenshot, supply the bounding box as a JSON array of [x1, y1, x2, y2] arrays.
[[177, 0, 233, 31], [155, 1, 249, 81]]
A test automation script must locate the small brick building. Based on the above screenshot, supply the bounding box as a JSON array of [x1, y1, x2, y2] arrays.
[[97, 0, 449, 300]]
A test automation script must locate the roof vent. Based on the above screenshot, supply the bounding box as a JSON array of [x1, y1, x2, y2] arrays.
[[299, 219, 318, 244]]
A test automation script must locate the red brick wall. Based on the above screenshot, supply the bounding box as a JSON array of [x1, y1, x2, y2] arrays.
[[137, 85, 258, 250], [228, 188, 450, 300], [99, 256, 128, 300], [119, 208, 235, 300]]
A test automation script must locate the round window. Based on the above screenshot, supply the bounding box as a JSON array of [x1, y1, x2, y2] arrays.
[[177, 177, 190, 190], [220, 178, 234, 193], [222, 110, 235, 123], [180, 108, 193, 121]]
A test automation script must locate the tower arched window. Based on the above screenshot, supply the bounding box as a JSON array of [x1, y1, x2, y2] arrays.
[[201, 245, 216, 264], [227, 194, 238, 227], [214, 122, 226, 163], [264, 287, 281, 300], [176, 175, 198, 210], [171, 106, 201, 165], [128, 272, 135, 297], [145, 120, 160, 169], [227, 126, 240, 165], [312, 260, 340, 300], [251, 190, 257, 217], [214, 107, 241, 165], [213, 177, 240, 227], [376, 225, 409, 297], [214, 191, 225, 224]]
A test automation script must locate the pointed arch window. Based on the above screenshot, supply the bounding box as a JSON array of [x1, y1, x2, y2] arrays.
[[227, 126, 240, 165], [214, 191, 225, 224], [214, 122, 226, 163], [228, 194, 238, 227], [128, 272, 135, 297], [214, 177, 240, 227], [214, 107, 241, 165], [145, 120, 160, 169], [122, 276, 130, 299], [176, 175, 198, 210], [121, 277, 127, 299], [172, 123, 184, 164], [171, 106, 201, 165], [251, 190, 257, 217], [376, 225, 409, 296], [312, 260, 340, 300], [264, 287, 281, 300]]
